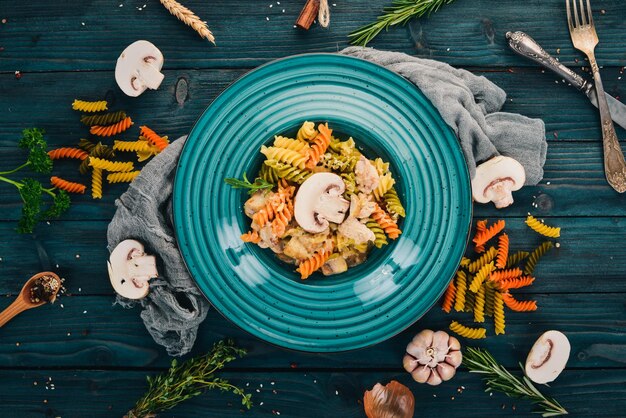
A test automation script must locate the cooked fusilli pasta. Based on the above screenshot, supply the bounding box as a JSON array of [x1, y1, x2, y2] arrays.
[[80, 110, 126, 126], [48, 147, 89, 161], [107, 171, 141, 184], [305, 123, 332, 169], [261, 146, 308, 170], [50, 176, 86, 194], [273, 136, 310, 154], [72, 99, 108, 113], [264, 160, 311, 184], [365, 219, 388, 248], [296, 242, 334, 279], [449, 320, 486, 339], [90, 116, 133, 137], [371, 204, 401, 239], [89, 157, 134, 172], [296, 121, 317, 141], [258, 163, 281, 184], [241, 231, 261, 243], [91, 168, 103, 199], [383, 188, 405, 218], [525, 215, 561, 238], [373, 172, 395, 200]]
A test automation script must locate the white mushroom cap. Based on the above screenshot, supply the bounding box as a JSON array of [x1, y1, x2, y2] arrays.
[[115, 40, 164, 97], [525, 330, 570, 384], [294, 173, 350, 233], [472, 156, 526, 209], [107, 239, 158, 299]]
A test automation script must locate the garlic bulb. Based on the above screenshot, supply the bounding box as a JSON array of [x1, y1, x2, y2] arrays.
[[363, 380, 415, 418], [403, 329, 462, 386]]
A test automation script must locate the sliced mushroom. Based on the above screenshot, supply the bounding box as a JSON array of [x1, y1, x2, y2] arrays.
[[471, 156, 526, 209], [294, 173, 350, 233], [321, 254, 348, 276], [115, 40, 164, 97], [107, 239, 158, 299], [525, 330, 570, 384]]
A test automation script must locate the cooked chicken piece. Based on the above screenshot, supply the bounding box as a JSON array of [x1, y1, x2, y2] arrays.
[[338, 217, 375, 245], [354, 156, 380, 194], [258, 223, 284, 253], [283, 236, 310, 260], [349, 193, 376, 219], [321, 255, 348, 276], [244, 191, 269, 218]]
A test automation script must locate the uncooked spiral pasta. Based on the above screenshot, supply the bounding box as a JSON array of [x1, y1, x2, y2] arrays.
[[140, 125, 169, 152], [474, 219, 488, 253], [107, 171, 141, 184], [296, 121, 317, 141], [524, 241, 554, 275], [468, 246, 497, 273], [77, 138, 98, 153], [441, 281, 456, 313], [50, 176, 86, 194], [365, 219, 388, 248], [373, 172, 395, 200], [453, 270, 468, 312], [488, 267, 523, 283], [496, 233, 509, 269], [113, 140, 151, 153], [497, 276, 535, 291], [273, 136, 310, 154], [91, 168, 103, 199], [493, 292, 506, 335], [72, 99, 108, 113], [460, 257, 471, 267], [264, 160, 311, 184], [80, 110, 126, 126], [305, 123, 332, 169], [507, 250, 529, 268], [261, 146, 308, 170], [383, 188, 405, 218], [525, 215, 561, 238], [473, 219, 505, 249], [469, 261, 494, 293], [502, 292, 537, 312], [89, 157, 134, 173], [48, 147, 89, 161], [484, 282, 496, 317], [449, 320, 486, 339], [296, 242, 334, 280], [371, 203, 401, 239], [90, 116, 133, 137], [79, 143, 116, 175], [473, 284, 486, 323]]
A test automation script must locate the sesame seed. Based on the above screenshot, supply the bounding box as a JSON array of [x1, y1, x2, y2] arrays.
[[83, 310, 87, 314], [556, 242, 561, 248], [335, 390, 339, 395], [271, 382, 275, 385], [266, 17, 270, 21], [446, 48, 450, 51], [282, 9, 285, 12], [75, 254, 80, 259], [81, 22, 85, 26], [269, 4, 273, 7], [67, 332, 71, 336], [256, 389, 261, 393], [16, 342, 20, 346], [260, 384, 263, 388], [546, 181, 551, 185], [60, 304, 64, 308], [260, 402, 264, 405]]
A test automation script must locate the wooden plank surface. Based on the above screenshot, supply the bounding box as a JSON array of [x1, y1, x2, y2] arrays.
[[0, 369, 624, 418], [1, 0, 626, 71], [0, 293, 624, 370]]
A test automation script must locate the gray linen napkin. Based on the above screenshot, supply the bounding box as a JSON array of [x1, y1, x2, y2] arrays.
[[107, 49, 547, 356], [341, 47, 547, 184]]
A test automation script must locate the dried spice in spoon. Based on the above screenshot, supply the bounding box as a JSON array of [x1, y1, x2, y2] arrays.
[[29, 274, 62, 304]]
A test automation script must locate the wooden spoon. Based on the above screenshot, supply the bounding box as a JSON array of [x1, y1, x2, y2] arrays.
[[0, 272, 61, 328]]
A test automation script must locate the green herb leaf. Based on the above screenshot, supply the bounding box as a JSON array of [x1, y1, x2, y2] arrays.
[[463, 347, 568, 417], [42, 190, 71, 219], [16, 178, 43, 234], [224, 173, 274, 195], [348, 0, 457, 47], [18, 128, 52, 174]]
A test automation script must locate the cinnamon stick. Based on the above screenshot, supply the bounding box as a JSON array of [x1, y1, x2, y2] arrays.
[[296, 0, 319, 30]]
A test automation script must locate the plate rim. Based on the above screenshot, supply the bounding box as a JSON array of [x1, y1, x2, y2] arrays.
[[172, 52, 473, 352]]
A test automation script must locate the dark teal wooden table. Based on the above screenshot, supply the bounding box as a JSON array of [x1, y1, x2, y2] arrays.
[[1, 1, 626, 416]]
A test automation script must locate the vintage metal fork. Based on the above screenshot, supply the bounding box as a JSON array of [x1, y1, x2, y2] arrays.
[[566, 0, 626, 193]]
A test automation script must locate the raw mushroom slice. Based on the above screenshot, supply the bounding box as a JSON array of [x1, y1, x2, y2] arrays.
[[525, 330, 570, 384], [294, 172, 350, 233], [107, 239, 159, 299], [115, 40, 164, 97], [471, 156, 526, 209]]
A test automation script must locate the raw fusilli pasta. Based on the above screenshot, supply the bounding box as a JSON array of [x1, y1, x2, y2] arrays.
[[525, 215, 561, 238], [449, 320, 486, 339], [80, 111, 126, 126], [507, 250, 529, 268], [496, 233, 509, 269], [468, 261, 494, 293], [89, 157, 134, 172], [468, 247, 497, 273], [48, 147, 89, 161], [488, 268, 523, 282], [484, 282, 496, 317], [441, 280, 456, 313], [107, 171, 141, 184], [79, 143, 116, 175], [473, 220, 505, 249], [50, 176, 86, 194], [497, 276, 535, 291], [90, 116, 133, 137], [113, 140, 151, 152], [453, 270, 468, 312], [473, 284, 486, 323], [502, 292, 537, 312], [91, 168, 103, 199], [524, 241, 554, 275], [72, 99, 108, 113], [140, 126, 169, 151], [77, 138, 97, 153], [474, 219, 488, 253], [493, 292, 506, 335]]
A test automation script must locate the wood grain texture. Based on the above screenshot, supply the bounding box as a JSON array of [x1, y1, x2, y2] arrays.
[[1, 0, 626, 71], [0, 369, 624, 417], [2, 68, 626, 146], [0, 294, 624, 370]]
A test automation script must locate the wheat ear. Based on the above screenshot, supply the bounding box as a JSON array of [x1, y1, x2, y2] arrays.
[[159, 0, 215, 44]]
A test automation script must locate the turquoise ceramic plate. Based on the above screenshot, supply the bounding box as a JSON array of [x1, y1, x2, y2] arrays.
[[173, 54, 471, 352]]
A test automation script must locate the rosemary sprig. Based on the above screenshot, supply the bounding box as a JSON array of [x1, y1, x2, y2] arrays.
[[224, 173, 274, 195], [348, 0, 457, 47], [463, 347, 568, 417], [126, 339, 252, 418]]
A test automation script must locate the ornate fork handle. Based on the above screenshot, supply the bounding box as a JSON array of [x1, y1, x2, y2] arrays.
[[589, 54, 626, 192], [506, 31, 592, 94]]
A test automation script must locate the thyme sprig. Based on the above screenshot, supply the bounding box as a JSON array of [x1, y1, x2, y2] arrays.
[[224, 172, 274, 195], [126, 339, 252, 418], [348, 0, 457, 47], [463, 347, 568, 417]]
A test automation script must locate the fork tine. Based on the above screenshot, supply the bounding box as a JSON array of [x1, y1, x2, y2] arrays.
[[566, 0, 573, 30], [572, 0, 580, 27], [579, 0, 587, 25], [586, 0, 594, 26]]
